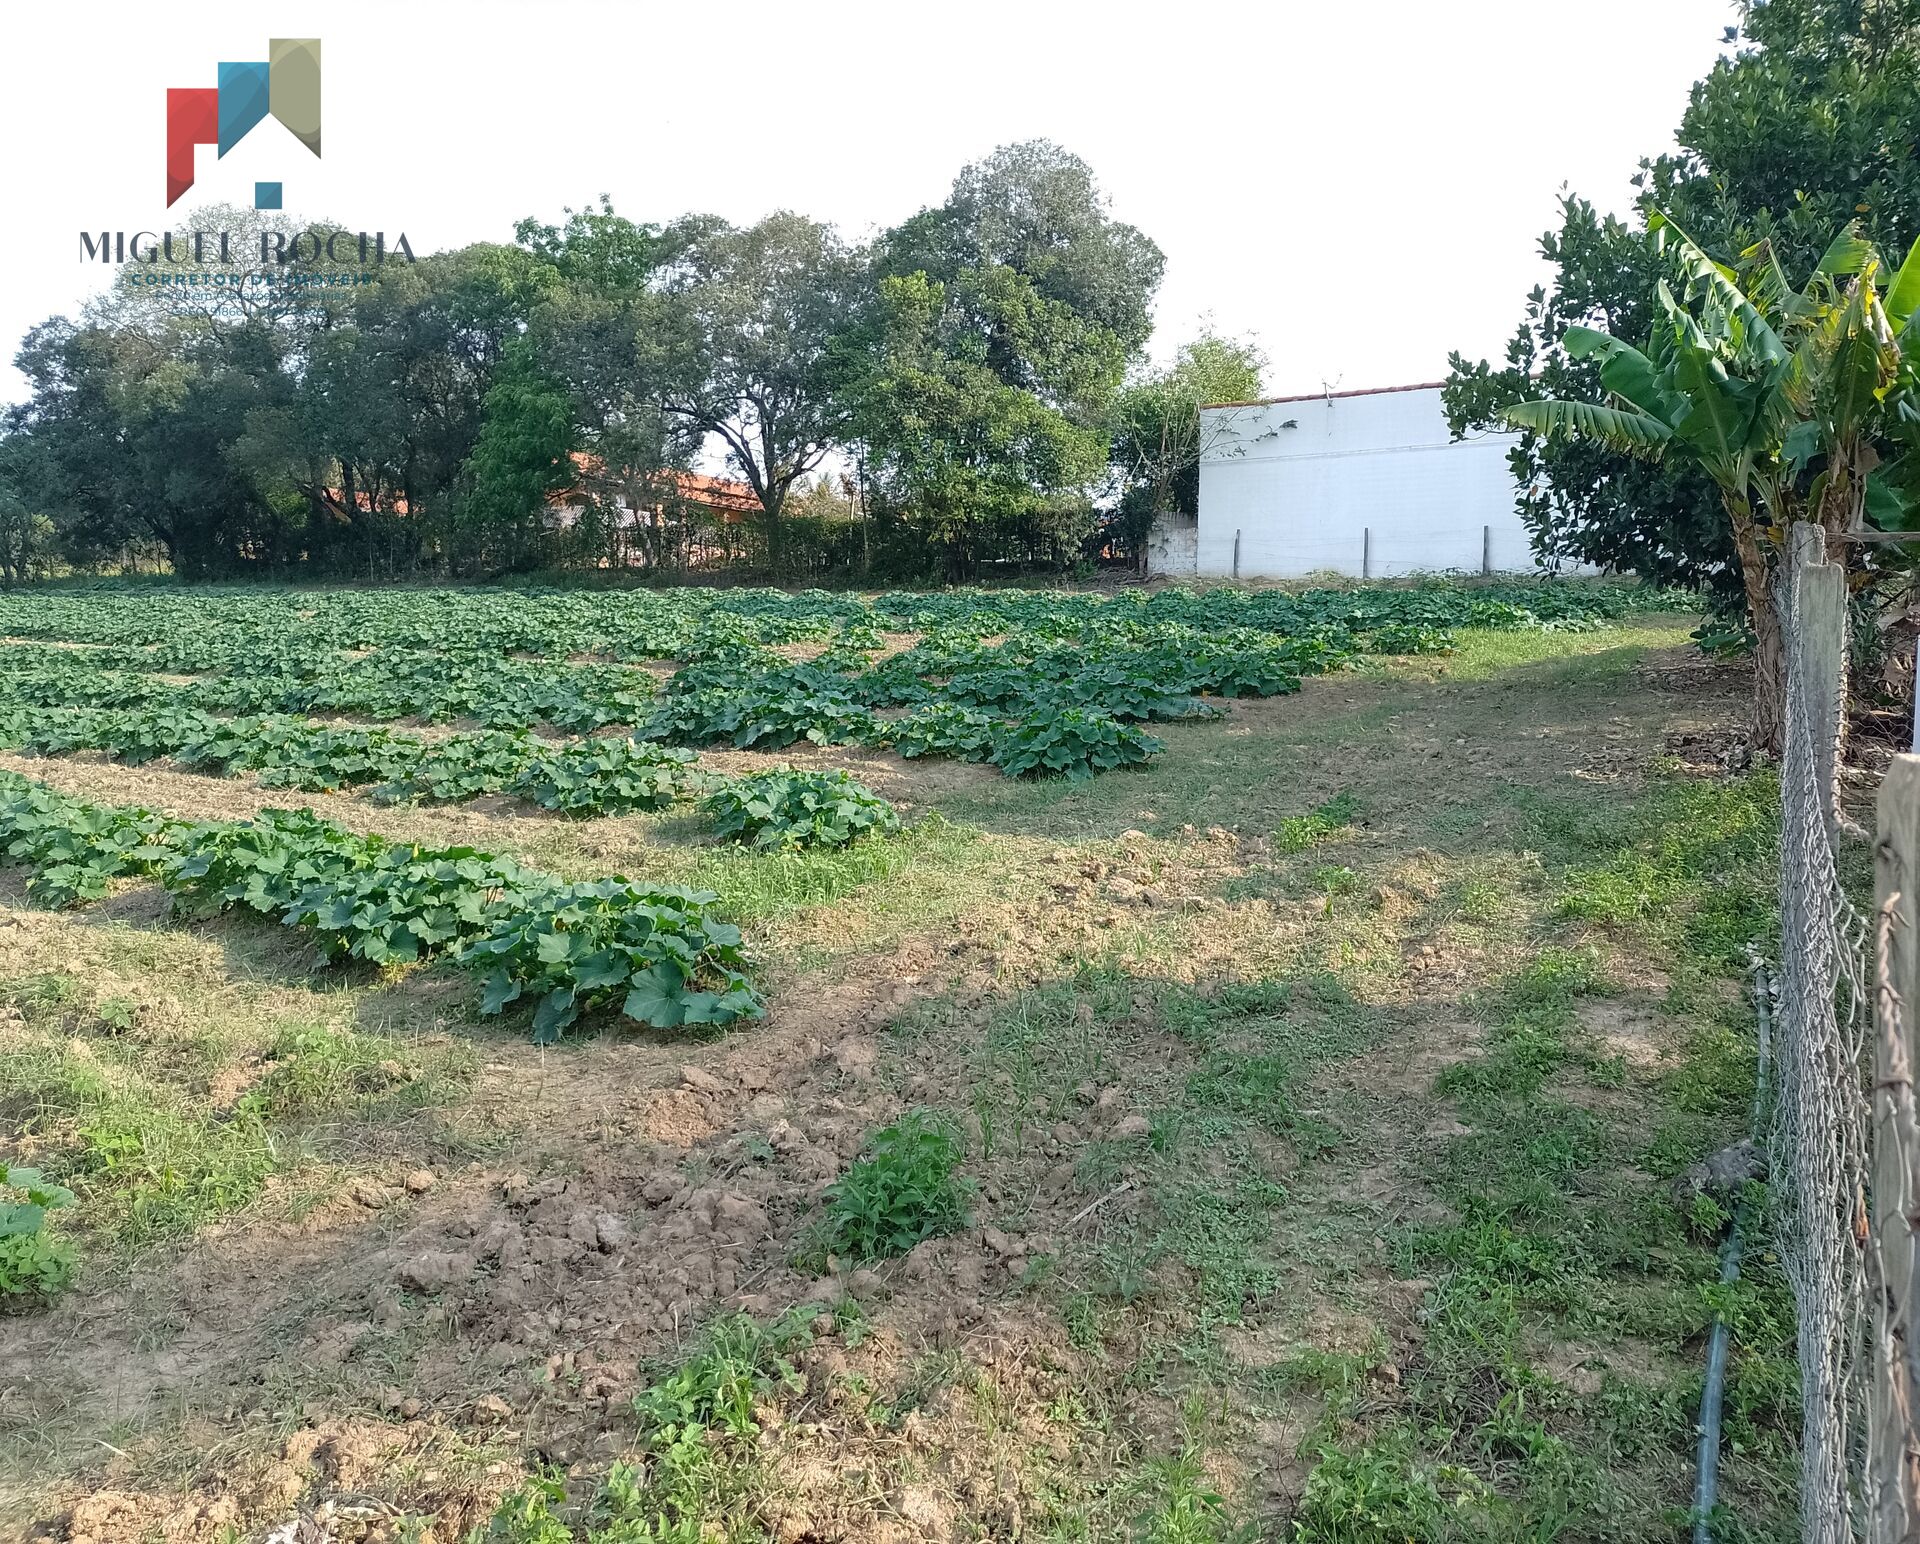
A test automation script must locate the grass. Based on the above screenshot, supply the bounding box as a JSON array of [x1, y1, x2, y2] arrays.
[[0, 910, 475, 1270], [1295, 770, 1798, 1541]]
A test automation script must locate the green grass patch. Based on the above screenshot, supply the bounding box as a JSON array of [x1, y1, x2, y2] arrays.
[[1556, 770, 1778, 964], [1274, 792, 1361, 854]]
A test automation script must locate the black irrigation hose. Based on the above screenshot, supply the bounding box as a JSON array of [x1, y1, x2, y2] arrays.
[[1693, 960, 1773, 1544]]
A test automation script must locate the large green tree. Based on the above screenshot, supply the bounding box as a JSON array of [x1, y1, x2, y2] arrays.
[[650, 212, 867, 568], [1506, 215, 1920, 750], [453, 339, 578, 571], [854, 141, 1165, 574], [2, 149, 1174, 581]]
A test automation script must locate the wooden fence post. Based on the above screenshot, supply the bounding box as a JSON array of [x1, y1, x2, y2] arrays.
[[1791, 520, 1849, 835], [1872, 755, 1920, 1541]]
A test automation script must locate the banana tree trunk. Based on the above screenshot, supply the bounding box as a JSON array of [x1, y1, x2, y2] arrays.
[[1729, 497, 1785, 757]]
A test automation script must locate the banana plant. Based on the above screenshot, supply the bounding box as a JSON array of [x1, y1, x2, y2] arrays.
[[1502, 212, 1920, 752]]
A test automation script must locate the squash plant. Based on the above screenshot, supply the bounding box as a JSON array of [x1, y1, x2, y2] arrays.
[[458, 877, 762, 1042], [989, 709, 1163, 781], [700, 769, 899, 851], [1, 1165, 76, 1308]]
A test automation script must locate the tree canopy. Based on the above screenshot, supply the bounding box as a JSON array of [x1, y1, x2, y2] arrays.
[[0, 144, 1182, 582]]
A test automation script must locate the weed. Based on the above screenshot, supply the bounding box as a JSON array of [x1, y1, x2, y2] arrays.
[[634, 1314, 804, 1441], [818, 1112, 972, 1263], [1275, 792, 1360, 854], [0, 1165, 76, 1307], [478, 1315, 805, 1542], [1557, 771, 1777, 963], [1131, 1443, 1245, 1543], [1292, 1428, 1476, 1542], [1309, 864, 1359, 901]]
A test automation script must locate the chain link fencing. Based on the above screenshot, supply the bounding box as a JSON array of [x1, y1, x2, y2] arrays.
[[1771, 536, 1873, 1543]]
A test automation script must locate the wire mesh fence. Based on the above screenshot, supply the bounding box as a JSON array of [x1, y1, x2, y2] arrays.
[[1772, 534, 1873, 1543]]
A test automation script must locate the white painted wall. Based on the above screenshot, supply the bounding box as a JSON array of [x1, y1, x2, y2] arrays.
[[1195, 386, 1536, 579], [1145, 514, 1198, 578]]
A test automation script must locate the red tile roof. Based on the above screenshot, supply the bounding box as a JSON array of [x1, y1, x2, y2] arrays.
[[558, 454, 761, 518]]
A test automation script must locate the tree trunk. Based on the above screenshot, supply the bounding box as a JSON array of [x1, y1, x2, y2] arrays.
[[1728, 496, 1785, 756]]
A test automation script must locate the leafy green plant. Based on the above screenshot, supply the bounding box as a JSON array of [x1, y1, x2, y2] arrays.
[[883, 702, 1000, 761], [0, 1165, 76, 1307], [512, 736, 696, 816], [820, 1112, 972, 1262], [1363, 622, 1455, 655], [167, 809, 542, 966], [477, 1315, 807, 1542], [700, 768, 899, 851], [0, 773, 762, 1046], [0, 776, 178, 906], [458, 878, 762, 1042], [989, 709, 1163, 781]]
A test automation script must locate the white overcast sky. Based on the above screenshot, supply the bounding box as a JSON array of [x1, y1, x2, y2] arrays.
[[0, 0, 1736, 405]]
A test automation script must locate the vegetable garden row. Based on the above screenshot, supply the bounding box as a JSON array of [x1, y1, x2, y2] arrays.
[[0, 578, 1677, 661], [0, 771, 766, 1042], [0, 578, 1680, 792], [0, 579, 1687, 1045]]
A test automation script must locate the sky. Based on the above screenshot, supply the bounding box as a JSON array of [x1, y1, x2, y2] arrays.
[[0, 0, 1738, 406]]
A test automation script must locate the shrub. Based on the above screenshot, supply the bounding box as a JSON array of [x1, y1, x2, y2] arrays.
[[0, 1165, 76, 1308], [700, 768, 899, 851], [990, 709, 1163, 781], [821, 1112, 972, 1262]]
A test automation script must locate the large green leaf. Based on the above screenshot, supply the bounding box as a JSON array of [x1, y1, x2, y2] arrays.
[[1868, 462, 1920, 532], [1820, 282, 1896, 433], [623, 964, 685, 1027], [1652, 209, 1787, 363], [531, 987, 578, 1044], [1669, 344, 1755, 484], [1816, 222, 1874, 278], [1886, 235, 1920, 333], [1564, 329, 1678, 423], [1502, 399, 1673, 458]]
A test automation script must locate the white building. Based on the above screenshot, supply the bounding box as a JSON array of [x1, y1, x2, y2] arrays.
[[1163, 382, 1537, 580]]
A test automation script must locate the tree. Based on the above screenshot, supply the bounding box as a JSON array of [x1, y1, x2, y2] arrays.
[[854, 141, 1165, 575], [514, 200, 708, 570], [1505, 215, 1920, 750], [851, 270, 1110, 574], [0, 438, 56, 584], [1108, 333, 1265, 565], [454, 340, 578, 572], [1446, 1, 1920, 611], [651, 212, 866, 569], [885, 140, 1165, 357]]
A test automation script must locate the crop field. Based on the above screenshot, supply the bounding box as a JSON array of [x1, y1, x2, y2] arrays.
[[0, 578, 1793, 1543]]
